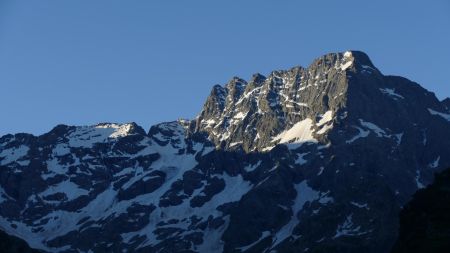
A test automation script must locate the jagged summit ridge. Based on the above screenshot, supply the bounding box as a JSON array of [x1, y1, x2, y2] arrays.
[[192, 50, 438, 152], [193, 51, 347, 151]]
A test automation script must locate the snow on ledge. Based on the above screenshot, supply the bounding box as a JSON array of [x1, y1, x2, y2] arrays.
[[96, 123, 134, 138], [343, 51, 353, 58], [346, 127, 370, 144], [358, 119, 386, 137], [340, 61, 353, 71], [379, 88, 404, 100], [429, 156, 440, 169], [67, 123, 136, 148], [317, 111, 333, 127], [0, 145, 30, 165], [338, 51, 354, 71], [272, 118, 318, 146], [333, 214, 368, 238], [428, 108, 450, 122]]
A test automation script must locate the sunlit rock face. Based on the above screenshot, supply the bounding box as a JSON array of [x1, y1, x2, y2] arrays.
[[0, 51, 449, 253]]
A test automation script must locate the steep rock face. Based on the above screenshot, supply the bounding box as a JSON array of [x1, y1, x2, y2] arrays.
[[0, 51, 449, 253], [193, 52, 353, 152], [391, 167, 450, 253], [193, 50, 450, 203]]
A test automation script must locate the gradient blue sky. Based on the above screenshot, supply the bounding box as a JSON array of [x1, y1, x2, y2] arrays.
[[1, 0, 449, 136]]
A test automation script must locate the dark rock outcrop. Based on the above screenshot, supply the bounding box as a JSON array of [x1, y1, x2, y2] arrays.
[[0, 230, 42, 253], [391, 167, 450, 253], [442, 98, 450, 112]]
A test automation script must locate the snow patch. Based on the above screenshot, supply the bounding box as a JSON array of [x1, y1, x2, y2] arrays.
[[237, 231, 271, 251], [273, 118, 317, 146], [429, 156, 440, 169], [295, 153, 309, 165], [350, 201, 370, 210], [346, 127, 370, 144], [317, 123, 333, 135], [53, 144, 71, 156], [317, 111, 333, 127], [317, 167, 324, 176], [333, 214, 366, 238], [0, 145, 30, 165], [39, 180, 89, 202], [428, 108, 450, 122], [394, 133, 403, 145], [67, 123, 135, 148], [340, 61, 353, 71], [244, 161, 262, 172], [415, 170, 425, 189], [343, 51, 353, 58], [272, 181, 320, 248], [233, 111, 248, 120], [203, 119, 216, 128], [379, 88, 404, 100], [229, 141, 242, 147], [359, 119, 386, 137]]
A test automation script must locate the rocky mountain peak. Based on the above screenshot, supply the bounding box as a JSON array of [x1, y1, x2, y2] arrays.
[[0, 51, 449, 253], [225, 76, 247, 88], [192, 51, 383, 151], [340, 50, 376, 69], [249, 73, 267, 84], [192, 51, 448, 154], [307, 50, 378, 75]]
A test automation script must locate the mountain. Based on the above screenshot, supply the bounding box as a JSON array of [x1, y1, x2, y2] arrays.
[[391, 167, 450, 253], [0, 51, 449, 253]]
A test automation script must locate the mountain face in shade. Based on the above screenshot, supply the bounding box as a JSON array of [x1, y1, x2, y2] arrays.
[[0, 51, 449, 253], [391, 167, 450, 253], [0, 230, 41, 253], [442, 98, 450, 112]]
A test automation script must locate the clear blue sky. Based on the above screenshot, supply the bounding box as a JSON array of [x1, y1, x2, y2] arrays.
[[1, 0, 449, 136]]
